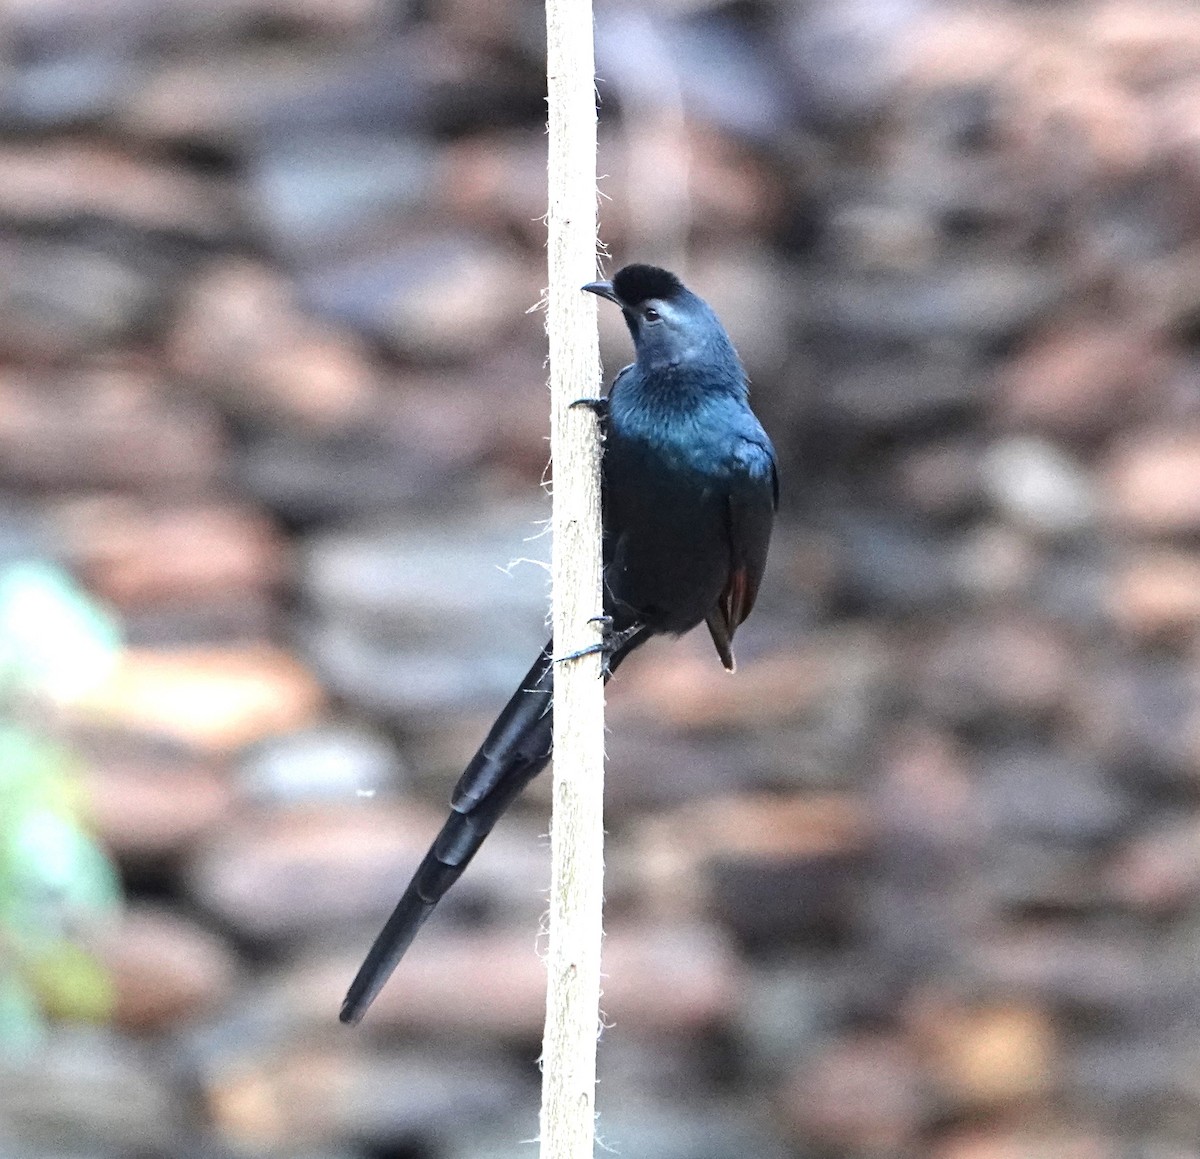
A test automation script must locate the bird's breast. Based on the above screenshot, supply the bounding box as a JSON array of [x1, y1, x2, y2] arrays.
[[607, 403, 743, 488], [601, 404, 740, 633]]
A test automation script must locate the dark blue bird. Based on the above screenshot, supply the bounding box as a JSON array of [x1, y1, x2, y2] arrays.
[[340, 264, 778, 1024]]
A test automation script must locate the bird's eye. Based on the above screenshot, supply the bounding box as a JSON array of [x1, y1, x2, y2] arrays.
[[643, 307, 661, 322]]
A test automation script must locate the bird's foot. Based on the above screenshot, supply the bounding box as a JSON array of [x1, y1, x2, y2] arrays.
[[556, 619, 643, 675]]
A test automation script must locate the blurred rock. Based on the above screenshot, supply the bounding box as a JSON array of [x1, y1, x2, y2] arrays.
[[603, 921, 741, 1035], [0, 47, 134, 129], [2, 0, 394, 49], [785, 0, 923, 125], [981, 437, 1096, 536], [780, 1032, 924, 1153], [0, 369, 223, 494], [978, 749, 1133, 847], [248, 133, 437, 259], [0, 1029, 184, 1154], [593, 1036, 718, 1106], [1110, 550, 1200, 639], [689, 250, 791, 383], [810, 341, 980, 428], [188, 802, 445, 940], [1106, 428, 1200, 533], [872, 726, 978, 867], [931, 1127, 1118, 1159], [118, 599, 277, 648], [677, 15, 795, 140], [204, 1042, 525, 1154], [832, 511, 963, 612], [999, 321, 1169, 437], [300, 615, 548, 725], [130, 28, 545, 141], [121, 40, 436, 144], [734, 961, 839, 1074], [809, 262, 1064, 345], [981, 838, 1110, 915], [1120, 243, 1200, 334], [1029, 541, 1111, 628], [384, 348, 551, 476], [1107, 817, 1200, 914], [596, 8, 791, 142], [91, 904, 239, 1032], [299, 505, 549, 717], [169, 259, 380, 429], [1001, 26, 1152, 182], [0, 142, 233, 239], [894, 438, 985, 521], [235, 424, 461, 523], [71, 646, 324, 753], [1069, 1030, 1200, 1115], [971, 925, 1150, 1016], [230, 348, 544, 524], [615, 627, 890, 733], [237, 725, 406, 805], [824, 200, 941, 273], [299, 235, 537, 362], [865, 727, 982, 986], [81, 752, 232, 859], [916, 614, 1075, 728], [603, 709, 834, 811], [908, 995, 1058, 1108], [0, 239, 156, 360], [629, 793, 869, 944], [1093, 0, 1200, 88], [1095, 653, 1200, 788], [441, 130, 552, 246], [0, 505, 53, 568], [51, 496, 285, 610]]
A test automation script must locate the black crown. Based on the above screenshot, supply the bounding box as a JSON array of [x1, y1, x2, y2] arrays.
[[612, 264, 685, 306]]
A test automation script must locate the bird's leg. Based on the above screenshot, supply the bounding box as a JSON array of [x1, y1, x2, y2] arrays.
[[556, 619, 645, 674]]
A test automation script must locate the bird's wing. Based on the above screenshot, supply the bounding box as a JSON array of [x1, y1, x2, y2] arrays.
[[706, 433, 779, 671]]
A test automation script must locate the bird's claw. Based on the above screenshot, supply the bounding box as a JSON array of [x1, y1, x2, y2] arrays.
[[569, 396, 607, 415]]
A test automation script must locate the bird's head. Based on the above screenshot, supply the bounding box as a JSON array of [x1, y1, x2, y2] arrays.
[[582, 263, 731, 372]]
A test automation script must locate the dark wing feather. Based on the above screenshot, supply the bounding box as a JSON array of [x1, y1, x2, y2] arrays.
[[706, 435, 779, 671]]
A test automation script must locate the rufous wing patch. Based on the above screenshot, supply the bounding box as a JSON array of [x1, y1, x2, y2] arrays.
[[706, 608, 736, 672], [706, 566, 755, 672]]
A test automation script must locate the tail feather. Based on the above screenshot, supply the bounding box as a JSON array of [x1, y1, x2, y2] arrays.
[[450, 645, 554, 811], [340, 632, 645, 1025]]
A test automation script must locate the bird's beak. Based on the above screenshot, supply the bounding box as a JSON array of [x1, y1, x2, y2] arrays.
[[581, 279, 622, 306]]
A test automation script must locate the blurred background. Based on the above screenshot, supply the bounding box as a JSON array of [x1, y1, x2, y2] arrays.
[[1, 0, 1199, 1156]]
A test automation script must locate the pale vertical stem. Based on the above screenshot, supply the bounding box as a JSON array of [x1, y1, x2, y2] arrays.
[[539, 0, 605, 1155]]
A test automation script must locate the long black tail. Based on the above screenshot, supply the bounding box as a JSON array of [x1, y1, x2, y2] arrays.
[[340, 634, 639, 1024]]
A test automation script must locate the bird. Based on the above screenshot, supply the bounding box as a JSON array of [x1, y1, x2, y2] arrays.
[[339, 263, 778, 1025]]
